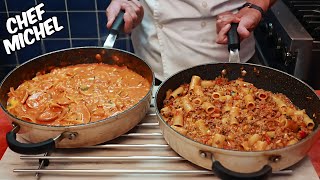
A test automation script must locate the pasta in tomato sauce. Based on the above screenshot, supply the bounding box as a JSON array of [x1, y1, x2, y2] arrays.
[[160, 76, 314, 151], [7, 63, 150, 126]]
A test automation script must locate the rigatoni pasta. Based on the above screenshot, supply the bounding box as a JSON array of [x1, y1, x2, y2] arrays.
[[170, 87, 184, 99], [160, 76, 314, 151], [189, 75, 201, 91], [181, 96, 194, 113], [172, 108, 184, 127], [244, 94, 255, 109]]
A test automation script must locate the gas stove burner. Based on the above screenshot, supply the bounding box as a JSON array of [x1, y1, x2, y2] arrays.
[[281, 0, 320, 40], [311, 27, 320, 40], [313, 9, 320, 14]]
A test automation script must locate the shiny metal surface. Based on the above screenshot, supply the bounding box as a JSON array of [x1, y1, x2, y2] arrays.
[[121, 133, 162, 137], [271, 1, 313, 40], [13, 169, 214, 175], [255, 0, 320, 89], [103, 33, 117, 48], [11, 109, 294, 177], [84, 144, 170, 149], [228, 49, 240, 63], [155, 63, 320, 173], [0, 47, 154, 150], [12, 169, 293, 175], [270, 0, 313, 81], [20, 155, 185, 161]]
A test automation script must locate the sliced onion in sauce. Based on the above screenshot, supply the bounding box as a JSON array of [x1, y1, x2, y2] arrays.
[[26, 92, 50, 109]]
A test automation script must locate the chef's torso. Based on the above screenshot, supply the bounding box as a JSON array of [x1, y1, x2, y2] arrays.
[[131, 0, 255, 81]]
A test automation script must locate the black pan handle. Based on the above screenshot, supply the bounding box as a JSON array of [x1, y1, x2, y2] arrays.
[[110, 10, 125, 35], [6, 124, 56, 154], [227, 23, 240, 51], [212, 161, 272, 180]]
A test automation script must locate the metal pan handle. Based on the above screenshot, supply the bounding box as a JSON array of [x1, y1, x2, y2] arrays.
[[103, 10, 125, 48], [227, 23, 240, 51], [212, 161, 272, 180]]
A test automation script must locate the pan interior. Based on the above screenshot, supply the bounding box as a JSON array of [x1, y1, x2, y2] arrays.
[[156, 63, 320, 149], [0, 47, 154, 127]]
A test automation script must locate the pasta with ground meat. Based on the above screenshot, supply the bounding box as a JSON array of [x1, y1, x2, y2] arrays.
[[160, 76, 314, 151]]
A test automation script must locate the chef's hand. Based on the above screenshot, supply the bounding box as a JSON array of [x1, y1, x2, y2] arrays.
[[106, 0, 144, 34], [216, 7, 262, 44]]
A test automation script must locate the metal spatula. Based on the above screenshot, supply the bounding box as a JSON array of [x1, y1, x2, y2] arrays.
[[103, 10, 125, 48], [228, 23, 240, 63]]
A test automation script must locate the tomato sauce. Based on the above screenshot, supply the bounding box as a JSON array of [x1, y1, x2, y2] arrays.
[[7, 63, 150, 126]]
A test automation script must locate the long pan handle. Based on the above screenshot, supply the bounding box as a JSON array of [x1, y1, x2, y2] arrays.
[[103, 10, 125, 48], [227, 23, 240, 51], [110, 10, 125, 35]]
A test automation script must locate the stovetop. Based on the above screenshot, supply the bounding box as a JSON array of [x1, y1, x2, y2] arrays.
[[282, 0, 320, 40]]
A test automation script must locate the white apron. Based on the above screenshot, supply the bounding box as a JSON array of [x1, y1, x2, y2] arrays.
[[131, 0, 255, 81]]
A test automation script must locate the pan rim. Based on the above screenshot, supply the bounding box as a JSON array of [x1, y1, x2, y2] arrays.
[[155, 62, 320, 155], [0, 46, 155, 129]]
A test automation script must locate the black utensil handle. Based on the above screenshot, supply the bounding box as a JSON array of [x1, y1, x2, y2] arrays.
[[6, 125, 56, 154], [110, 10, 125, 34], [227, 23, 240, 51], [212, 161, 272, 180]]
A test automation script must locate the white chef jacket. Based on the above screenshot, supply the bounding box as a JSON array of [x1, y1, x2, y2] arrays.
[[131, 0, 255, 81]]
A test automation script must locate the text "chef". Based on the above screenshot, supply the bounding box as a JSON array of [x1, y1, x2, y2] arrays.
[[3, 3, 63, 54]]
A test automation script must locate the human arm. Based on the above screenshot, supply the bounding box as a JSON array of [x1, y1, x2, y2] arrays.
[[106, 0, 144, 34], [216, 0, 277, 44]]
